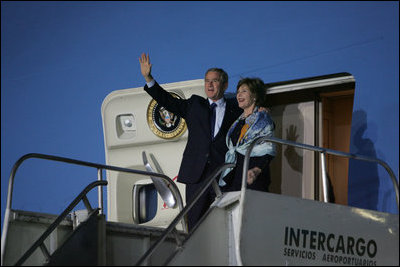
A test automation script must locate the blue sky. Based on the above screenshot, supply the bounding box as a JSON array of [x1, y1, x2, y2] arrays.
[[2, 1, 399, 231]]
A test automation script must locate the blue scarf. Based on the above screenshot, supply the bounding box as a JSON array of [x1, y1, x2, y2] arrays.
[[219, 107, 276, 186]]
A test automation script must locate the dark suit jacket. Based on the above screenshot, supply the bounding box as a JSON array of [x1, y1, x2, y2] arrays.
[[144, 82, 242, 184]]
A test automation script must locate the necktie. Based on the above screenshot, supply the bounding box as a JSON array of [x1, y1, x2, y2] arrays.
[[210, 102, 217, 139]]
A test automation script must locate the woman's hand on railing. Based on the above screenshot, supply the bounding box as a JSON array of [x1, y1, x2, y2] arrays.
[[247, 167, 261, 185]]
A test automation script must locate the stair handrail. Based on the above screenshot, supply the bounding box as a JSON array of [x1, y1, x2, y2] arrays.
[[1, 152, 182, 266], [235, 135, 399, 266], [135, 163, 235, 266], [13, 180, 107, 266]]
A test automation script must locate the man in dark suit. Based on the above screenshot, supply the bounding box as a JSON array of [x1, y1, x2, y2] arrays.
[[139, 53, 242, 231]]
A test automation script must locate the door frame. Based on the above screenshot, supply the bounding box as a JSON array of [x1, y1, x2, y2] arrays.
[[265, 72, 355, 201]]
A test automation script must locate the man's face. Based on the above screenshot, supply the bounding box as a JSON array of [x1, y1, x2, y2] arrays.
[[204, 71, 227, 101]]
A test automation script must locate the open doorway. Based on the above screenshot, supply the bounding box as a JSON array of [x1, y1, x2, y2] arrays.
[[265, 73, 355, 203], [321, 90, 354, 205]]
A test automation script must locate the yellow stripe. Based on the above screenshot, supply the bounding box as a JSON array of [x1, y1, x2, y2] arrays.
[[238, 123, 250, 143]]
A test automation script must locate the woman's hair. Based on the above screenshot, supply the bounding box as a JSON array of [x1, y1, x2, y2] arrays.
[[236, 77, 267, 107]]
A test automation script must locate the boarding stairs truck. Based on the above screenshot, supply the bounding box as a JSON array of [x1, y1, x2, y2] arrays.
[[1, 76, 399, 265]]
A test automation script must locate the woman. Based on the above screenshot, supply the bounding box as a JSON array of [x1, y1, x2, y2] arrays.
[[219, 77, 276, 192]]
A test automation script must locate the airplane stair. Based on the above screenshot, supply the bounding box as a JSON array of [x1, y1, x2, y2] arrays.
[[44, 208, 105, 265], [3, 188, 398, 266], [46, 209, 187, 265], [1, 153, 188, 266], [1, 187, 187, 266], [1, 209, 74, 266], [2, 136, 399, 266]]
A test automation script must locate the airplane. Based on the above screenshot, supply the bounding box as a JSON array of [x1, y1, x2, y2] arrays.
[[1, 2, 398, 264], [1, 71, 398, 265]]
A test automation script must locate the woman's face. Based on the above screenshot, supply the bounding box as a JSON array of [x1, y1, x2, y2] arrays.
[[236, 84, 255, 111]]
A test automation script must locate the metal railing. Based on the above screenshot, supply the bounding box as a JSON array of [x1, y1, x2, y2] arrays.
[[3, 137, 398, 265], [136, 135, 399, 266], [14, 180, 107, 265], [135, 163, 235, 266], [234, 136, 400, 266], [1, 153, 185, 266]]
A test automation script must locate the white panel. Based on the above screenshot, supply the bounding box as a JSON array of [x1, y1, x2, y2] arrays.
[[269, 101, 315, 199], [101, 79, 206, 228], [299, 102, 315, 200], [240, 190, 399, 266]]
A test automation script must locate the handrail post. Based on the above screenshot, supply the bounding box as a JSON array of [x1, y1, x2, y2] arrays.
[[39, 244, 51, 262], [82, 195, 94, 213], [320, 151, 329, 203], [97, 168, 104, 215], [236, 136, 260, 266], [212, 179, 222, 198]]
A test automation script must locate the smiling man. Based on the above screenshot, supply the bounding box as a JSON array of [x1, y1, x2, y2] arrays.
[[139, 53, 242, 231]]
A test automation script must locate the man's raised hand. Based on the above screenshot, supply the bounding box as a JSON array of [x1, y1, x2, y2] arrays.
[[139, 53, 153, 82]]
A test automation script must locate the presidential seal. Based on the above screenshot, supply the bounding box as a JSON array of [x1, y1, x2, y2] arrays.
[[146, 92, 187, 139]]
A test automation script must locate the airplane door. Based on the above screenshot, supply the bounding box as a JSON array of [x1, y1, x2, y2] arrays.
[[101, 79, 205, 228]]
